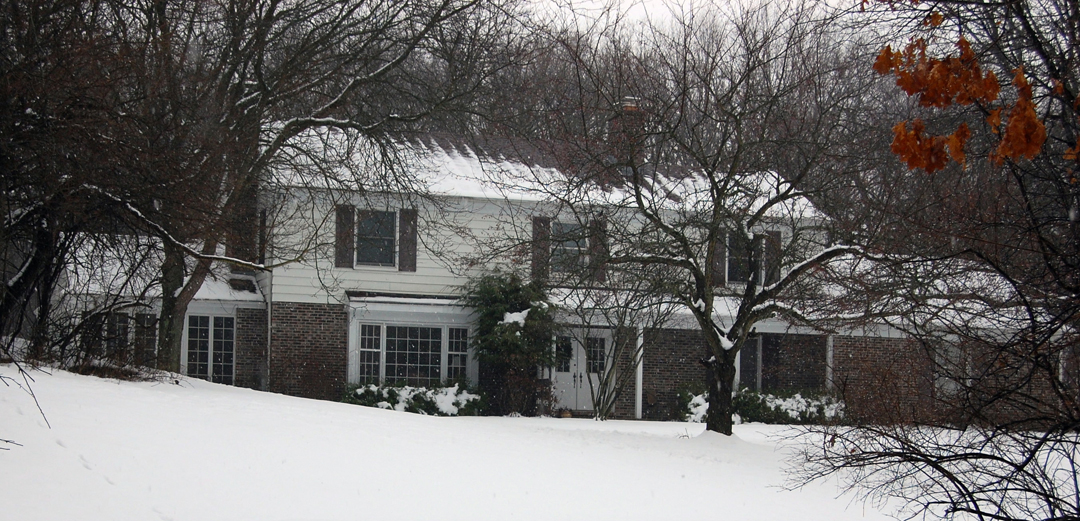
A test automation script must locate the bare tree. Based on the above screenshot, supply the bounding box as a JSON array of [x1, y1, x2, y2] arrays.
[[2, 0, 523, 372], [477, 1, 879, 433], [788, 0, 1080, 518]]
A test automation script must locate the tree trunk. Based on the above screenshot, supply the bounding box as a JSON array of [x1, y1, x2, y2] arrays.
[[157, 241, 217, 374], [157, 242, 185, 372], [704, 353, 737, 435]]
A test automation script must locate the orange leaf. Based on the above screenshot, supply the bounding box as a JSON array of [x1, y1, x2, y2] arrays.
[[986, 108, 1002, 132], [995, 96, 1046, 162], [873, 46, 897, 75], [946, 123, 970, 165]]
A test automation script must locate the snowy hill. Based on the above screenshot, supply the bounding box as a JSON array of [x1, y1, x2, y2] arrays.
[[0, 365, 889, 521]]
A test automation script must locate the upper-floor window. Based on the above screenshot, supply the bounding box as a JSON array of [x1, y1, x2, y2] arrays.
[[552, 221, 588, 272], [356, 211, 396, 266], [335, 205, 417, 272], [714, 230, 782, 286], [532, 216, 607, 283], [727, 233, 753, 284]]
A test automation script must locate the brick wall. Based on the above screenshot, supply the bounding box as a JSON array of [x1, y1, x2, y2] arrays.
[[235, 308, 267, 390], [831, 335, 933, 423], [760, 334, 827, 392], [269, 302, 348, 401], [610, 328, 638, 419], [640, 328, 709, 421]]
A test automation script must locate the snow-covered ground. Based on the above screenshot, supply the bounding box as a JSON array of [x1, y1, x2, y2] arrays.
[[0, 364, 889, 521]]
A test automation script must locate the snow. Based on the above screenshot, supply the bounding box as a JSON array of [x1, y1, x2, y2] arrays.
[[192, 275, 264, 302], [0, 365, 894, 521], [499, 308, 530, 326]]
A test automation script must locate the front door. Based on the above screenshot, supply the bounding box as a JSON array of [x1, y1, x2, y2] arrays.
[[551, 332, 609, 411]]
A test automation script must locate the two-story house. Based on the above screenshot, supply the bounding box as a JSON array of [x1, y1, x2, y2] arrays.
[[158, 130, 917, 421]]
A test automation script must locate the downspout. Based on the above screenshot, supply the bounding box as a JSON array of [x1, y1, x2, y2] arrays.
[[635, 326, 644, 419]]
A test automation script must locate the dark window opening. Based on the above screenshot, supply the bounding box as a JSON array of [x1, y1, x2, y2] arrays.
[[357, 211, 396, 266]]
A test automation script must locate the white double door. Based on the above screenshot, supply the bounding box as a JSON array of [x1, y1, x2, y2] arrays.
[[551, 331, 610, 411]]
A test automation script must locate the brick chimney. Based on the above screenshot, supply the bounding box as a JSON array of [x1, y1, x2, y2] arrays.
[[608, 96, 646, 168]]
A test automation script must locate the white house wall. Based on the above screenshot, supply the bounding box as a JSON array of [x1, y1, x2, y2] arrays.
[[268, 190, 541, 304]]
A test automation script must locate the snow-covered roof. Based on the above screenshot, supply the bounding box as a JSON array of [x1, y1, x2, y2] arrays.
[[194, 274, 264, 303], [270, 129, 822, 218]]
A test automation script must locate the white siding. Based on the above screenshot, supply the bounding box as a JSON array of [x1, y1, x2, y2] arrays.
[[267, 192, 542, 304]]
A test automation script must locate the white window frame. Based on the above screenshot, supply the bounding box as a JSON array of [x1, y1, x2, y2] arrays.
[[352, 323, 471, 386], [551, 221, 589, 273], [354, 209, 398, 269], [347, 299, 477, 386], [727, 232, 754, 284], [179, 300, 262, 385], [181, 313, 236, 385]]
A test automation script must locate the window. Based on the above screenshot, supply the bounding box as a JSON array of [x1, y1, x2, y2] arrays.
[[81, 311, 158, 365], [133, 313, 158, 366], [555, 336, 573, 373], [385, 326, 442, 386], [727, 233, 752, 284], [186, 315, 234, 385], [716, 230, 782, 286], [357, 324, 382, 384], [335, 206, 418, 271], [586, 337, 606, 373], [356, 210, 396, 266], [103, 313, 130, 358], [354, 324, 470, 386], [552, 221, 588, 272], [447, 328, 469, 380]]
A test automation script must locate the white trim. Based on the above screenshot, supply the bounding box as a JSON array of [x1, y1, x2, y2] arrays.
[[353, 209, 399, 269], [179, 312, 237, 384], [347, 298, 477, 386]]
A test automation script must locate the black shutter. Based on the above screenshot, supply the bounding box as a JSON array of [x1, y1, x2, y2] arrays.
[[334, 205, 354, 268], [710, 230, 728, 286], [588, 216, 608, 283], [531, 216, 551, 282], [398, 209, 417, 272], [764, 231, 782, 285]]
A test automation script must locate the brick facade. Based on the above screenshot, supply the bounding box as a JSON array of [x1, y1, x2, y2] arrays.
[[235, 307, 268, 390], [760, 333, 827, 391], [610, 328, 638, 419], [831, 335, 933, 423], [640, 328, 709, 421], [269, 302, 348, 401]]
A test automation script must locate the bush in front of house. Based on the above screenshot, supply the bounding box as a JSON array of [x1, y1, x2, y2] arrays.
[[461, 272, 557, 416], [681, 388, 845, 425], [343, 384, 485, 416]]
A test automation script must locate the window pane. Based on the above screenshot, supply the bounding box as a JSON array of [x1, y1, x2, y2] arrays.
[[555, 336, 572, 373], [728, 234, 751, 283], [104, 313, 129, 360], [356, 211, 396, 266], [212, 316, 235, 385], [187, 316, 210, 379], [447, 328, 469, 381], [586, 337, 605, 374], [552, 222, 587, 272], [134, 314, 157, 366], [385, 326, 441, 386]]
